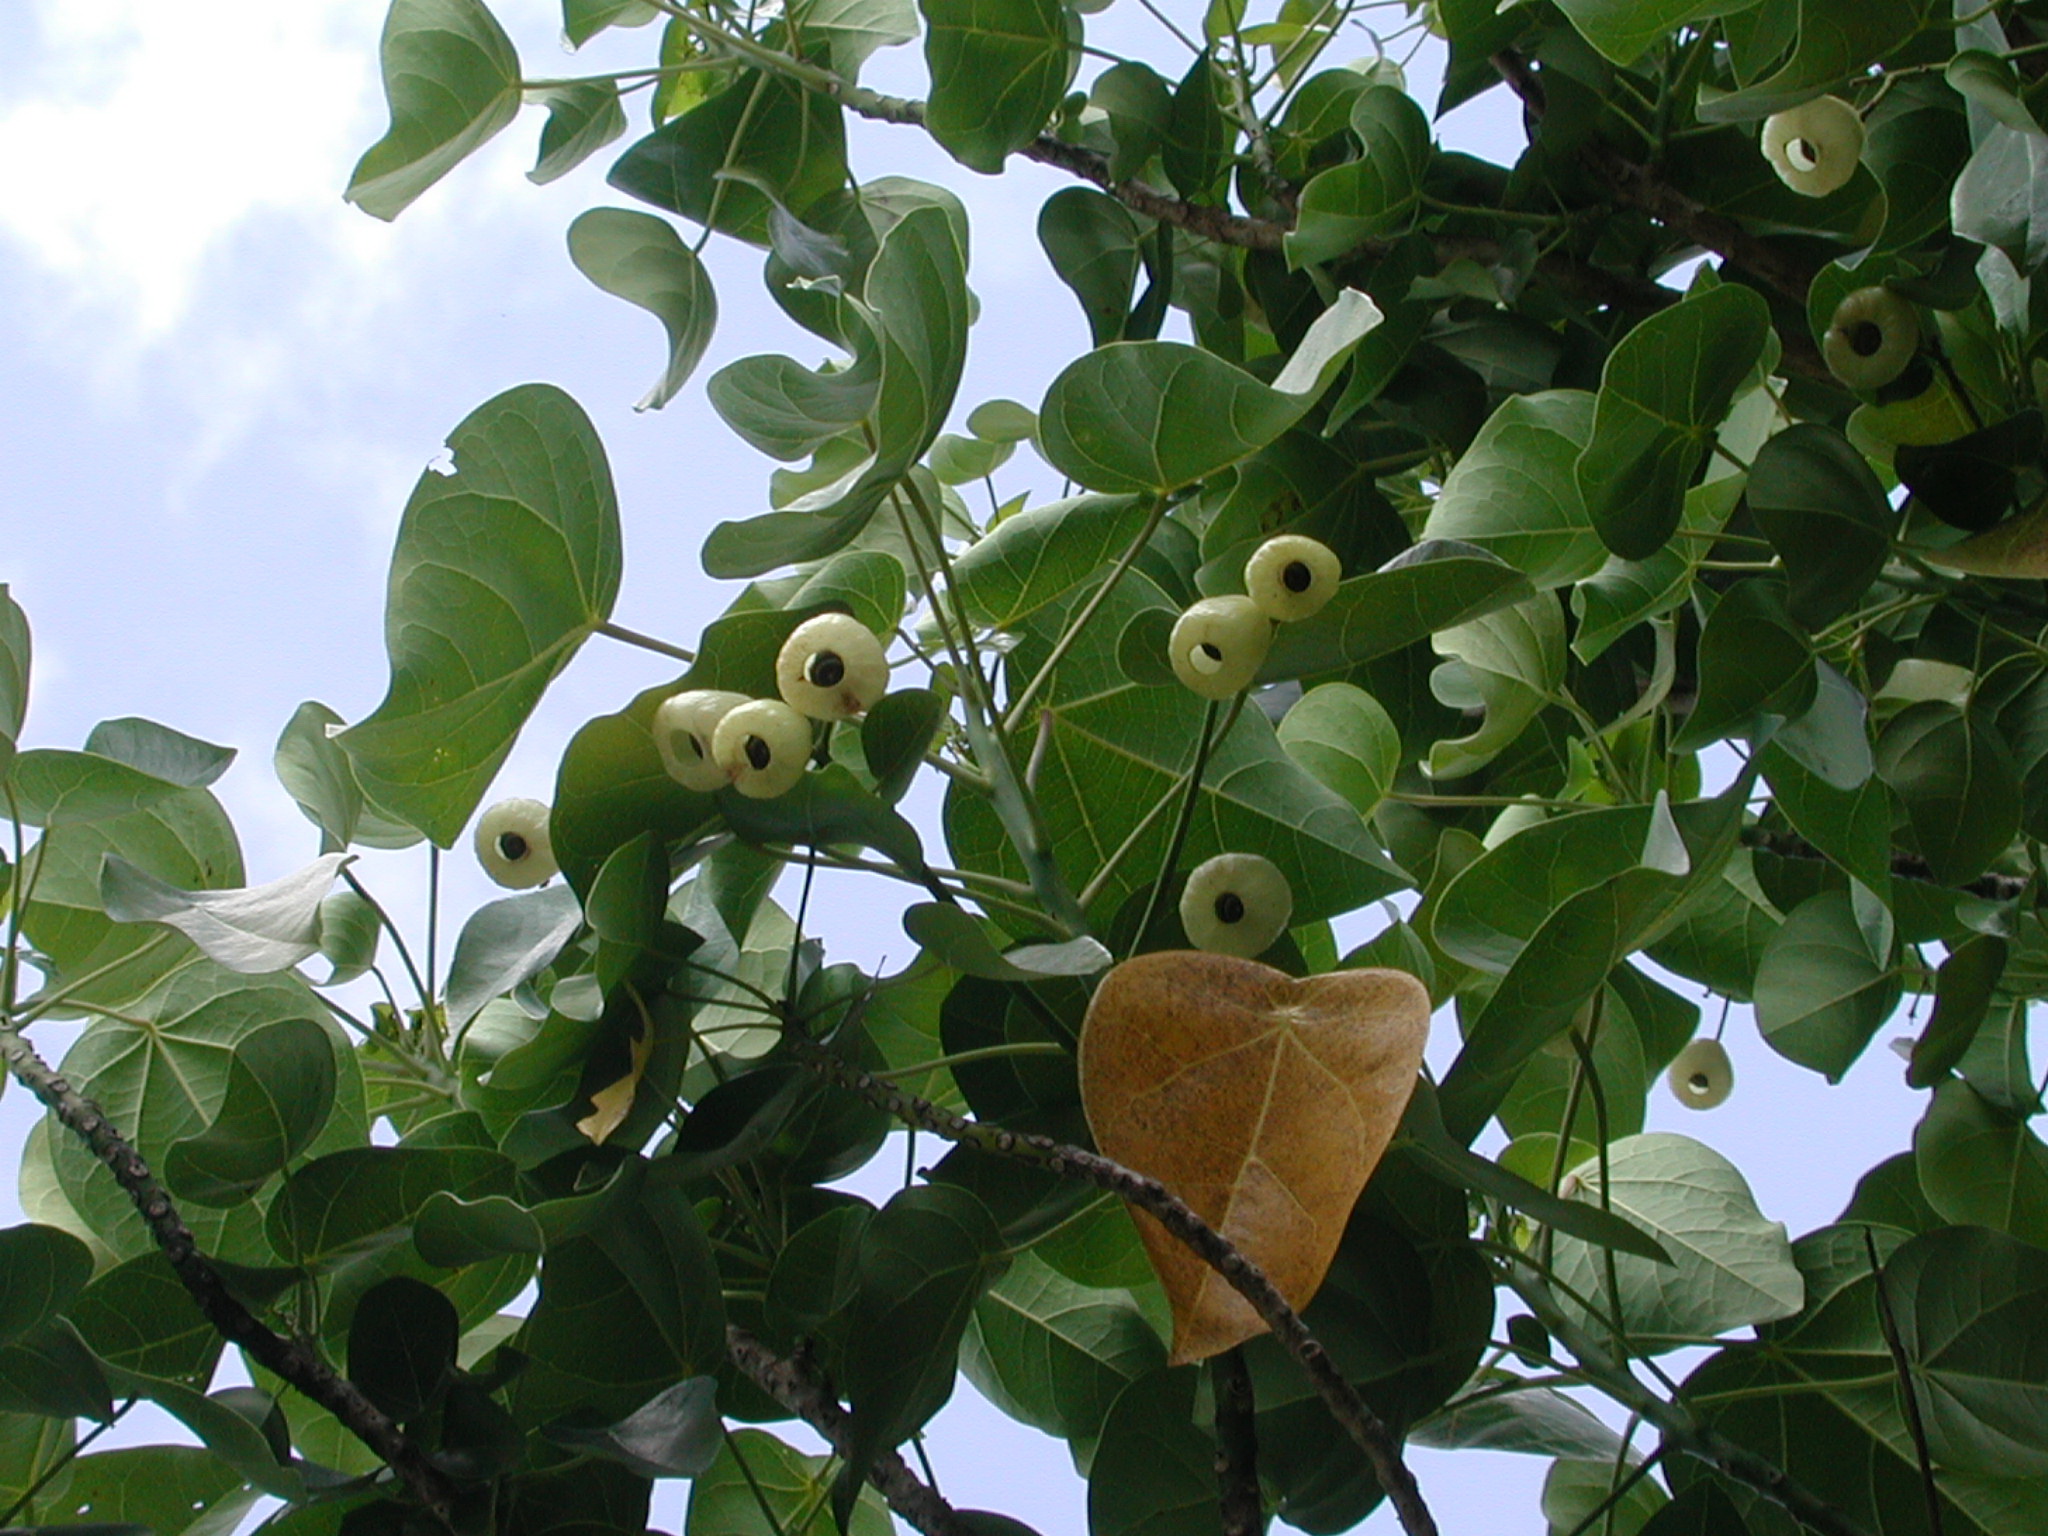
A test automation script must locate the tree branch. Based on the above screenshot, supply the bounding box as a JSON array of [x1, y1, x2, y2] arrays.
[[0, 1021, 461, 1525], [1212, 1346, 1263, 1536], [784, 1035, 1440, 1536], [724, 1325, 973, 1536], [1741, 825, 2030, 903]]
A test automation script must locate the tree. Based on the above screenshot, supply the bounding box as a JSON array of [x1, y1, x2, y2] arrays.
[[4, 0, 2048, 1531]]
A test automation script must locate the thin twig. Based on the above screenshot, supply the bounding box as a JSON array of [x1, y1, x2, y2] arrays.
[[782, 1035, 1440, 1536], [725, 1326, 972, 1536], [1212, 1346, 1263, 1536], [0, 1021, 459, 1522], [1864, 1229, 1945, 1536]]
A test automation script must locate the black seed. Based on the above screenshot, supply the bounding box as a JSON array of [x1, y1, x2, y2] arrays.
[[808, 650, 846, 687], [1689, 1073, 1710, 1091], [745, 735, 773, 771], [1214, 891, 1246, 924], [1849, 320, 1885, 357], [1199, 642, 1224, 661], [684, 732, 705, 760], [496, 832, 529, 862], [1283, 560, 1313, 593]]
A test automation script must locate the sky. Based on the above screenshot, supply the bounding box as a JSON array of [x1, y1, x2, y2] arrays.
[[0, 1, 1994, 1531]]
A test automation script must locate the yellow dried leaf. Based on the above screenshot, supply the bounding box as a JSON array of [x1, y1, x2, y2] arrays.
[[1078, 951, 1430, 1364], [576, 1024, 654, 1146]]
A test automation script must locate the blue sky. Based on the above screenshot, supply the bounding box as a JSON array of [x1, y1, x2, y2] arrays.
[[0, 2, 1969, 1530]]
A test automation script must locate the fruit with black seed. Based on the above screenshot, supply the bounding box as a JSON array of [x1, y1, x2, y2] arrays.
[[1667, 1037, 1734, 1110], [1761, 96, 1863, 197], [474, 798, 558, 889], [1179, 851, 1293, 957], [653, 690, 749, 792], [776, 612, 890, 720], [1245, 534, 1341, 622], [1169, 595, 1273, 700], [1823, 286, 1918, 390], [712, 698, 812, 798]]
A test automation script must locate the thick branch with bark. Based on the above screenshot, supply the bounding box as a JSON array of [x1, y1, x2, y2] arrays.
[[1741, 825, 2030, 903], [1212, 1347, 1263, 1536], [0, 1022, 460, 1524], [725, 1326, 971, 1536], [784, 1035, 1441, 1536]]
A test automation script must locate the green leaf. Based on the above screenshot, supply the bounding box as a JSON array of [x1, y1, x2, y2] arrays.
[[1896, 410, 2044, 534], [274, 700, 422, 852], [546, 1375, 723, 1477], [1745, 423, 1893, 629], [49, 1445, 259, 1536], [960, 1252, 1164, 1447], [1700, 0, 1933, 120], [266, 1145, 515, 1267], [903, 903, 1111, 980], [0, 585, 27, 783], [1258, 540, 1535, 683], [1572, 473, 1742, 663], [719, 762, 933, 878], [702, 202, 970, 576], [1671, 580, 1814, 751], [339, 383, 622, 846], [1551, 1133, 1804, 1350], [954, 493, 1153, 628], [1419, 390, 1601, 590], [1754, 889, 1900, 1080], [687, 1427, 894, 1536], [565, 0, 659, 48], [788, 548, 909, 637], [1576, 285, 1771, 559], [1037, 188, 1143, 348], [7, 749, 184, 828], [1038, 289, 1383, 494], [100, 851, 350, 975], [1092, 60, 1173, 181], [840, 1184, 1003, 1494], [1638, 1483, 1752, 1535], [1914, 1079, 2048, 1249], [1162, 52, 1229, 200], [919, 0, 1078, 173], [1876, 701, 2022, 887], [858, 687, 945, 804], [529, 80, 626, 188], [1760, 737, 1891, 891], [0, 1224, 92, 1346], [1946, 48, 2046, 135], [1553, 0, 1745, 63], [1286, 86, 1432, 268], [55, 964, 365, 1263], [1544, 1457, 1667, 1536], [67, 1255, 220, 1382], [163, 1019, 339, 1207], [348, 1275, 459, 1421], [608, 67, 847, 244], [567, 208, 718, 411], [1086, 1369, 1214, 1536], [1426, 590, 1566, 779], [1412, 1376, 1626, 1460], [516, 1178, 727, 1424], [794, 0, 919, 76], [444, 883, 584, 1030], [1911, 933, 2008, 1088], [83, 717, 235, 789], [946, 570, 1406, 931], [413, 1156, 637, 1266], [1886, 1224, 2048, 1477], [0, 1320, 113, 1424], [346, 0, 522, 220], [1276, 682, 1400, 818], [1772, 659, 1874, 792]]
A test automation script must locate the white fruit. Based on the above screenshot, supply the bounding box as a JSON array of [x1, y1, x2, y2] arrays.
[[474, 798, 558, 889], [1761, 96, 1863, 197], [1823, 286, 1919, 391], [1244, 534, 1342, 622], [1169, 595, 1274, 701], [712, 698, 813, 798], [1180, 852, 1294, 958], [776, 612, 890, 721], [652, 689, 749, 793], [1667, 1037, 1734, 1110]]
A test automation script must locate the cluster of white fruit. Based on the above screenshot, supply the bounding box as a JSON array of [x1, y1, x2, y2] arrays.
[[649, 612, 890, 800], [1169, 534, 1341, 700]]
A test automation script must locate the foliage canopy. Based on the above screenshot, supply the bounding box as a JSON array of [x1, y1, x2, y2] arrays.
[[7, 0, 2048, 1532]]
